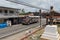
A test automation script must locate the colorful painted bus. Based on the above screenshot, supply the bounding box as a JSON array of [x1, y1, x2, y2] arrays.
[[22, 16, 39, 25]]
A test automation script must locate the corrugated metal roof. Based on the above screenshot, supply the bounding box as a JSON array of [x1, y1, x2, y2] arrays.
[[0, 0, 20, 9]]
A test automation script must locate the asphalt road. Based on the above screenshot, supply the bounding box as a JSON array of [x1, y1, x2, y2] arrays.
[[0, 18, 46, 39], [0, 23, 40, 39]]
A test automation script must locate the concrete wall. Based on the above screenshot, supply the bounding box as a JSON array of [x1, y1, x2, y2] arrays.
[[0, 7, 19, 15]]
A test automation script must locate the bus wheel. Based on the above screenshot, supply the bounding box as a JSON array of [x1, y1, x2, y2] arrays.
[[28, 23, 30, 25], [22, 23, 25, 25]]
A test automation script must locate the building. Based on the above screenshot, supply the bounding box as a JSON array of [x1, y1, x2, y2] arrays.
[[46, 11, 60, 24], [0, 0, 23, 28]]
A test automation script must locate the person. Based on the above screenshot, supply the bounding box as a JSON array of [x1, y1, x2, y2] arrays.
[[7, 20, 11, 26]]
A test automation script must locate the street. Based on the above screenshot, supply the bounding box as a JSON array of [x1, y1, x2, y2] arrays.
[[0, 23, 39, 39], [0, 18, 46, 40]]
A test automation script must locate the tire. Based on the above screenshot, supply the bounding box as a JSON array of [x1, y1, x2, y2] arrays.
[[27, 23, 30, 25], [22, 23, 25, 25]]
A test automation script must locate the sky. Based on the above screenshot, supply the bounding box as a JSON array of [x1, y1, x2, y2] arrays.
[[0, 0, 60, 12]]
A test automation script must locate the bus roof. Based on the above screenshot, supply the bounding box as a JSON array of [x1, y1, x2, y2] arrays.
[[29, 16, 40, 17]]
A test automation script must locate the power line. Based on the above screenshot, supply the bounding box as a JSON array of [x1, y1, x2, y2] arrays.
[[6, 0, 50, 11]]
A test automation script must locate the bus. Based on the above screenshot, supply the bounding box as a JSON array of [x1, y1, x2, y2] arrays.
[[22, 16, 39, 25]]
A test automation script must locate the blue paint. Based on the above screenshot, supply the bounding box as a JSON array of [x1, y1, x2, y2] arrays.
[[0, 22, 8, 29]]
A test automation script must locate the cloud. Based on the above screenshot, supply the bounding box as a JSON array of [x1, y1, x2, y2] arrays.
[[0, 0, 60, 12]]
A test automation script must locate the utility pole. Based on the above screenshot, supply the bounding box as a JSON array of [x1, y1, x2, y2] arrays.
[[39, 9, 41, 27]]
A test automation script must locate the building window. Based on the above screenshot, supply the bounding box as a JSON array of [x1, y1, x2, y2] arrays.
[[9, 11, 14, 13], [4, 10, 8, 13], [0, 9, 2, 13], [16, 10, 19, 13]]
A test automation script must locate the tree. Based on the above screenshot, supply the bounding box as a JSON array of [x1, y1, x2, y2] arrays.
[[22, 9, 25, 13]]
